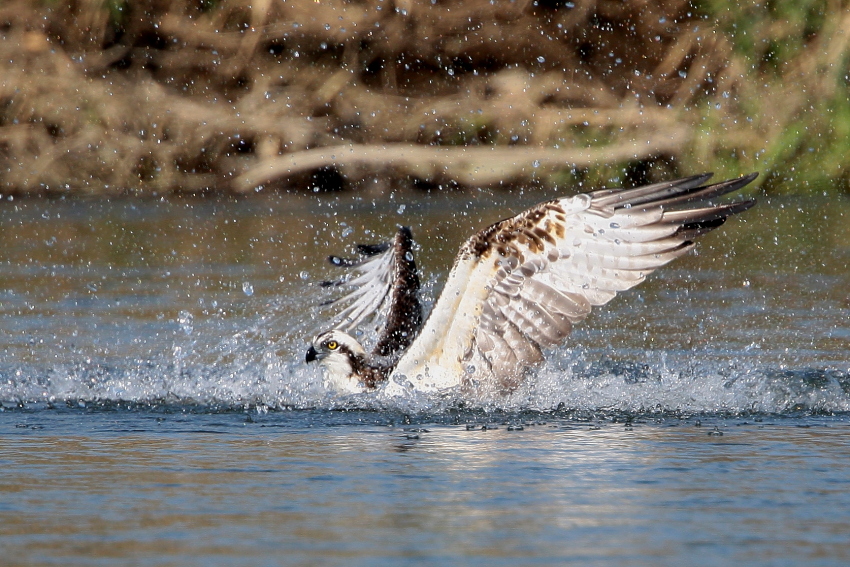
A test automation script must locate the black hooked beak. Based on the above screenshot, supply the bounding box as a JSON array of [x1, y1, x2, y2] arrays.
[[305, 345, 318, 363]]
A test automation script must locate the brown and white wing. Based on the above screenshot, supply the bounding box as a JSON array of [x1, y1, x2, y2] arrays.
[[321, 226, 422, 357], [392, 173, 757, 393]]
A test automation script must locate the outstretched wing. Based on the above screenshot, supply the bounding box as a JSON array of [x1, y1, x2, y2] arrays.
[[392, 173, 757, 393], [321, 226, 422, 357]]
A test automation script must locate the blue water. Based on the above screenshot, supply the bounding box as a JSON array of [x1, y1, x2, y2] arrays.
[[1, 192, 849, 565], [3, 408, 850, 566]]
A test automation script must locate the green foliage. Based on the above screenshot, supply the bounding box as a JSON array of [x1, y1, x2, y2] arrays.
[[105, 0, 128, 26], [698, 0, 829, 72], [681, 0, 850, 194]]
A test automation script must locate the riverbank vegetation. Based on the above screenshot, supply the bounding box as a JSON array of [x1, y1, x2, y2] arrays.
[[1, 0, 848, 196]]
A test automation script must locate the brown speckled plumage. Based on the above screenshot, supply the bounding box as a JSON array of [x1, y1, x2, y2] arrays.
[[310, 173, 758, 396], [468, 201, 567, 260]]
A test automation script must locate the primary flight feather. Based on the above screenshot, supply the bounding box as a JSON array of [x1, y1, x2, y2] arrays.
[[306, 173, 758, 396]]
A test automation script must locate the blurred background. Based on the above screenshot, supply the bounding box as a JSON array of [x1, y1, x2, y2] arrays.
[[0, 0, 848, 197]]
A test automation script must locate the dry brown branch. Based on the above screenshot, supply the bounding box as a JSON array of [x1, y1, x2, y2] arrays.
[[234, 129, 689, 192]]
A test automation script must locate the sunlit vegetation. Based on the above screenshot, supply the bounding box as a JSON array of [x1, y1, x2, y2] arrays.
[[0, 0, 847, 196]]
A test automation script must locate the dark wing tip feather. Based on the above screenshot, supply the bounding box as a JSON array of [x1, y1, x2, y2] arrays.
[[668, 196, 756, 239], [590, 173, 714, 209], [328, 240, 394, 268], [664, 197, 757, 224], [651, 173, 759, 210], [675, 218, 727, 240], [356, 242, 391, 256], [725, 197, 758, 216], [591, 172, 759, 212]]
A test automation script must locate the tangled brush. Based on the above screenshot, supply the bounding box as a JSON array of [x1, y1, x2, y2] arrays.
[[0, 0, 847, 195]]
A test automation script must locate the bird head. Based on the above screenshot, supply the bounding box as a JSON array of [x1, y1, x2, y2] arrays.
[[306, 330, 370, 393]]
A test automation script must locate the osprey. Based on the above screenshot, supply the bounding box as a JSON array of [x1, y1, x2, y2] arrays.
[[306, 173, 758, 397]]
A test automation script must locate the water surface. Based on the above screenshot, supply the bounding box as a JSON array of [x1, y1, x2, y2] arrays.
[[3, 409, 850, 566], [1, 188, 849, 565]]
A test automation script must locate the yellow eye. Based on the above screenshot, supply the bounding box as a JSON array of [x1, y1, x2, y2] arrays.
[[326, 341, 339, 350]]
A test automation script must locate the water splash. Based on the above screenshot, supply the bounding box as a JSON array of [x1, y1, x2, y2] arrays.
[[3, 336, 849, 415], [1, 197, 848, 416], [1, 271, 848, 414]]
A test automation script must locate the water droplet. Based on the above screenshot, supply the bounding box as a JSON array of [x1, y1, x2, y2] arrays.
[[242, 282, 254, 296], [299, 271, 310, 280], [341, 227, 354, 237], [405, 251, 414, 262], [397, 204, 406, 214], [178, 310, 193, 336], [609, 222, 620, 229]]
